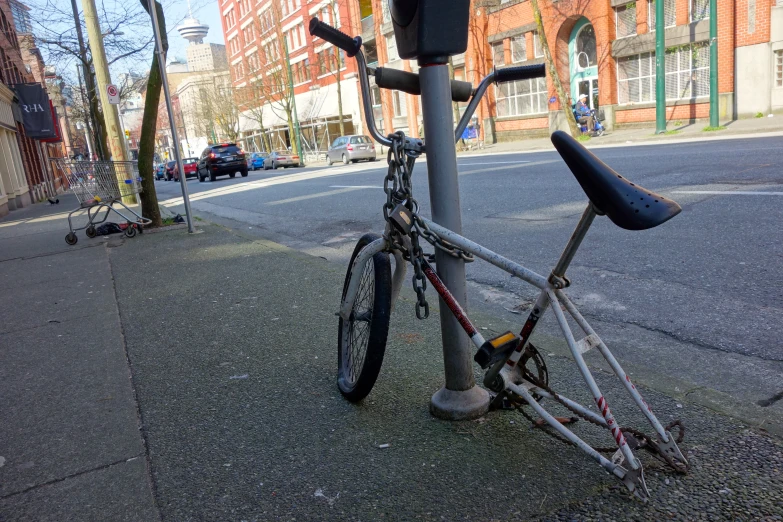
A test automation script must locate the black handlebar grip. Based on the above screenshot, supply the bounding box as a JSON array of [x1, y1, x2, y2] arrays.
[[450, 80, 473, 102], [375, 67, 421, 95], [308, 18, 362, 57], [375, 68, 474, 102], [494, 63, 546, 83]]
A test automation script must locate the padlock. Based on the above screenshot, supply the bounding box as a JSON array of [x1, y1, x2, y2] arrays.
[[389, 203, 414, 235]]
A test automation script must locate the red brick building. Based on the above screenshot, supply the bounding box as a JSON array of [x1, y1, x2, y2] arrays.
[[0, 0, 64, 216], [221, 0, 366, 155], [361, 0, 783, 142]]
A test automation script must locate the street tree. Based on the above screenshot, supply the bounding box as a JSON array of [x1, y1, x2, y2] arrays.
[[191, 75, 240, 144], [530, 0, 579, 136], [135, 0, 167, 228], [313, 0, 346, 137], [29, 0, 153, 158]]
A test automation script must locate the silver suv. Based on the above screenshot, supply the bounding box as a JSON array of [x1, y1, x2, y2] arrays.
[[326, 135, 377, 165]]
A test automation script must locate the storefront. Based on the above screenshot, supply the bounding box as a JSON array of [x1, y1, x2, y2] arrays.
[[0, 83, 30, 216]]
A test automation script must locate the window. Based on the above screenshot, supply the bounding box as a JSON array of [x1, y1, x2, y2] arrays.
[[492, 42, 505, 67], [247, 52, 260, 72], [303, 58, 311, 81], [225, 9, 236, 29], [9, 0, 31, 33], [615, 3, 637, 38], [665, 43, 709, 99], [511, 36, 526, 63], [385, 35, 399, 61], [575, 24, 596, 69], [533, 32, 544, 58], [392, 90, 407, 117], [243, 25, 255, 46], [649, 0, 676, 30], [496, 77, 547, 117], [776, 50, 783, 88], [617, 52, 654, 104], [690, 0, 709, 22], [371, 84, 383, 122]]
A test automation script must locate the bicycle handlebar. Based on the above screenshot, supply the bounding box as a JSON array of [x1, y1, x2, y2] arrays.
[[374, 67, 473, 102], [494, 63, 546, 84], [308, 18, 362, 57]]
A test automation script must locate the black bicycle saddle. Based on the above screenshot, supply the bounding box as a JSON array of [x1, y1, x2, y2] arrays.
[[551, 130, 681, 231]]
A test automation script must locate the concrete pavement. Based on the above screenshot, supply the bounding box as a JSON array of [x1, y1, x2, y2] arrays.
[[2, 198, 781, 520], [0, 195, 158, 521]]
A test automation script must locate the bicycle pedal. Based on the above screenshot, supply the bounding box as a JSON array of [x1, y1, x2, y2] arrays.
[[474, 331, 520, 369], [388, 203, 413, 235]]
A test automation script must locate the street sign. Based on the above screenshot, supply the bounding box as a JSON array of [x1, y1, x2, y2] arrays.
[[107, 84, 120, 104]]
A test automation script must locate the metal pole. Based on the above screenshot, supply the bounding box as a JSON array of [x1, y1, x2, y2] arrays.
[[655, 0, 665, 133], [282, 36, 304, 166], [148, 0, 194, 233], [419, 63, 489, 420], [709, 0, 719, 127], [81, 0, 133, 206]]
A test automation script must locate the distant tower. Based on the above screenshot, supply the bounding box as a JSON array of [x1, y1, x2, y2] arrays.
[[177, 0, 209, 45]]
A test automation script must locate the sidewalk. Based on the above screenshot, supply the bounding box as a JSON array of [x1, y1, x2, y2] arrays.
[[469, 114, 783, 155], [302, 115, 783, 167], [0, 195, 158, 520], [1, 202, 781, 520]]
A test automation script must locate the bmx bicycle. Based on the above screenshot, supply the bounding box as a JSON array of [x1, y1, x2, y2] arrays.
[[310, 4, 687, 501]]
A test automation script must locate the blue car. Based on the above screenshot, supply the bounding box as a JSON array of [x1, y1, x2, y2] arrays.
[[248, 152, 268, 171], [155, 163, 167, 180]]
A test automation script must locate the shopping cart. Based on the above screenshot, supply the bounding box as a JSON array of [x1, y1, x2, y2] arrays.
[[54, 160, 152, 245]]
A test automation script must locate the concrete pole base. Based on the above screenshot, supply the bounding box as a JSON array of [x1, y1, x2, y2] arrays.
[[430, 385, 490, 421]]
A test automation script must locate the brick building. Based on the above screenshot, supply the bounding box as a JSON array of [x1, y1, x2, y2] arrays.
[[221, 0, 365, 155], [0, 0, 67, 217], [360, 0, 783, 142]]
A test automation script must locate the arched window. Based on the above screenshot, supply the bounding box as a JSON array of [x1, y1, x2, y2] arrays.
[[575, 24, 597, 70]]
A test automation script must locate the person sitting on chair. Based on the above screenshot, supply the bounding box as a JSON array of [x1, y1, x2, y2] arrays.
[[574, 93, 594, 135]]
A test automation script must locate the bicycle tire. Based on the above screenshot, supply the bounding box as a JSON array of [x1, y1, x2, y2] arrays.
[[337, 233, 391, 402]]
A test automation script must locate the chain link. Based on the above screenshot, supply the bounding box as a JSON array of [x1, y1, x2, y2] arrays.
[[381, 131, 475, 320]]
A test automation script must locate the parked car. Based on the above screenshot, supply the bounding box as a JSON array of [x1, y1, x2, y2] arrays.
[[263, 151, 301, 170], [165, 161, 177, 181], [155, 163, 166, 180], [247, 152, 268, 170], [173, 158, 199, 181], [197, 143, 247, 182], [326, 135, 376, 165]]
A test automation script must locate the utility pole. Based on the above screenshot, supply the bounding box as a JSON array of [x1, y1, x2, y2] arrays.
[[81, 0, 135, 204], [149, 0, 195, 233], [69, 0, 105, 160], [654, 0, 665, 133], [709, 0, 718, 127], [282, 36, 304, 166]]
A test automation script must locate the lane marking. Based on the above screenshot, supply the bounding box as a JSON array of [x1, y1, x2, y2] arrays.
[[671, 190, 783, 196], [265, 187, 366, 206], [458, 161, 531, 165], [329, 185, 383, 189]]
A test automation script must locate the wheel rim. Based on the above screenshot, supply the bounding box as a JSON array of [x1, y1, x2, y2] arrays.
[[343, 259, 375, 386]]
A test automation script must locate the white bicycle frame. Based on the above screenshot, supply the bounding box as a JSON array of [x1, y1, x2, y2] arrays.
[[339, 203, 688, 501]]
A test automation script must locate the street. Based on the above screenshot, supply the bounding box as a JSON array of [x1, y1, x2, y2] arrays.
[[156, 136, 783, 428]]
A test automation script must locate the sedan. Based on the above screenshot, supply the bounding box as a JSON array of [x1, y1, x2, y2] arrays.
[[165, 161, 177, 181], [173, 158, 199, 181], [155, 163, 166, 180], [263, 151, 301, 170], [248, 152, 268, 170]]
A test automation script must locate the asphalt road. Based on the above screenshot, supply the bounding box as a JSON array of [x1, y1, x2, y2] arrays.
[[154, 137, 783, 424]]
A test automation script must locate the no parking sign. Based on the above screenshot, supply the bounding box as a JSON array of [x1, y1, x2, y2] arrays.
[[107, 84, 120, 105]]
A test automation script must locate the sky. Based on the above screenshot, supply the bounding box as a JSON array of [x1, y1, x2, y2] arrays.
[[163, 0, 225, 65]]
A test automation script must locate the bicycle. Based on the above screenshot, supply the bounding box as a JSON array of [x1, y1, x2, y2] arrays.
[[310, 3, 687, 501]]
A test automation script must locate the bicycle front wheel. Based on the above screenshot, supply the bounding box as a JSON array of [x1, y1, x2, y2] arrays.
[[337, 233, 391, 402]]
